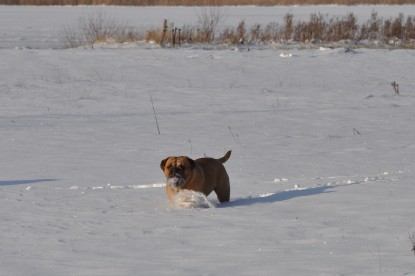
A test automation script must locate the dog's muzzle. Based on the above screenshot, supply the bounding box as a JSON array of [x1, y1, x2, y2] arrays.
[[168, 176, 185, 187], [167, 167, 186, 188]]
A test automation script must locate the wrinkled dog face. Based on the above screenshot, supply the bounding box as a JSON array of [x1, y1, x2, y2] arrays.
[[160, 156, 195, 188]]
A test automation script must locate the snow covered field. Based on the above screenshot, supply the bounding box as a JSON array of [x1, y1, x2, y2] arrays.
[[1, 5, 415, 275]]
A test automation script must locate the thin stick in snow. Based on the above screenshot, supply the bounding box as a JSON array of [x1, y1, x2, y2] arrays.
[[149, 94, 160, 135], [353, 128, 361, 135], [229, 126, 242, 146], [410, 232, 415, 255], [368, 246, 382, 272], [377, 245, 382, 272], [391, 81, 399, 95], [188, 139, 192, 154]]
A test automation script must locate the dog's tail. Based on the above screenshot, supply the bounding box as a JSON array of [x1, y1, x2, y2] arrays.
[[218, 150, 232, 163]]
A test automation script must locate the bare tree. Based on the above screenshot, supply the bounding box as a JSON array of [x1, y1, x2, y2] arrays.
[[195, 7, 227, 43]]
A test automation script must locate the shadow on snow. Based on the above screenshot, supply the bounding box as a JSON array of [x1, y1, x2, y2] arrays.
[[219, 185, 335, 208], [0, 179, 58, 186]]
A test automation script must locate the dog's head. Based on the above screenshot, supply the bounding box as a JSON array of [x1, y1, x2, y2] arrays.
[[160, 156, 196, 188]]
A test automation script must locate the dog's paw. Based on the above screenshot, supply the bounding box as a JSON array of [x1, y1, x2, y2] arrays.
[[172, 189, 214, 209]]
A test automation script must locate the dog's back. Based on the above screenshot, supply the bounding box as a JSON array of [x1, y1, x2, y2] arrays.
[[195, 151, 231, 202], [196, 150, 231, 164]]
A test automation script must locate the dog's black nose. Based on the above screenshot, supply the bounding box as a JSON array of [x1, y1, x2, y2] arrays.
[[170, 167, 182, 177]]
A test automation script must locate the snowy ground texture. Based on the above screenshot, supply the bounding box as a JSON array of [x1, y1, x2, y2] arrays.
[[1, 5, 415, 276]]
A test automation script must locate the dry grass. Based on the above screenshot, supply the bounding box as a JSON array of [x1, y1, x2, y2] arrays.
[[146, 7, 226, 45], [60, 11, 141, 48], [212, 11, 415, 46], [2, 0, 415, 5], [60, 9, 415, 49]]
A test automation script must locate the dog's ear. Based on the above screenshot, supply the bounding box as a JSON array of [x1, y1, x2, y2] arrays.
[[187, 157, 196, 170], [160, 158, 168, 171]]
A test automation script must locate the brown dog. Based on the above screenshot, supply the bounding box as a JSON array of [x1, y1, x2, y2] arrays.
[[160, 151, 231, 203]]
